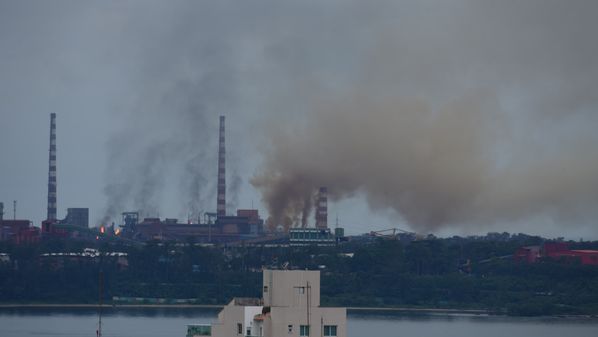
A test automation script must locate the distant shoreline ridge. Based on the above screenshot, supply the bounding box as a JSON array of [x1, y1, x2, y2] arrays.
[[0, 303, 489, 312], [0, 303, 552, 315]]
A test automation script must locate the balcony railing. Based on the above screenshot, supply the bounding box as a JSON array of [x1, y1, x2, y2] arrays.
[[186, 324, 211, 337]]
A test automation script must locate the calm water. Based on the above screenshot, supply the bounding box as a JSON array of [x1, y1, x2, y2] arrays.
[[0, 307, 597, 337]]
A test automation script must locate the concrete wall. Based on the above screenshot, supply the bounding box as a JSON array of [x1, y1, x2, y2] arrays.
[[268, 307, 346, 337], [263, 270, 320, 308], [211, 300, 244, 337], [212, 300, 263, 337], [244, 306, 263, 336], [212, 270, 345, 337]]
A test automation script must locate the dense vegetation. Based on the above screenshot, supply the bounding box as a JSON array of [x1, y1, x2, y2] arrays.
[[1, 234, 598, 316]]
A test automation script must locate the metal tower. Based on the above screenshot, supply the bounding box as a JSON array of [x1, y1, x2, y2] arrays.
[[216, 116, 226, 217], [47, 113, 57, 221], [315, 187, 328, 229]]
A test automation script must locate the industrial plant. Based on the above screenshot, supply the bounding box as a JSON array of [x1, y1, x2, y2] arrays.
[[0, 114, 90, 243], [2, 112, 597, 271], [0, 113, 344, 246]]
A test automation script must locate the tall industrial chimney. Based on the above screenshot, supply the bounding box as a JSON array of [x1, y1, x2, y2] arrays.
[[315, 187, 328, 229], [0, 202, 4, 221], [216, 115, 226, 217], [47, 113, 57, 221]]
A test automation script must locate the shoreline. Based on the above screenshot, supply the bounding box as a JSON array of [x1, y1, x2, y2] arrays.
[[1, 304, 596, 319], [0, 303, 493, 314], [0, 304, 529, 316], [346, 306, 492, 315], [0, 304, 222, 309]]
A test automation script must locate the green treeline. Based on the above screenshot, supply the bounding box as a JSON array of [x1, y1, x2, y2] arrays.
[[1, 235, 598, 316]]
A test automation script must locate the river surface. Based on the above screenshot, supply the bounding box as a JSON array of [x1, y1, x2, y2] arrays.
[[0, 307, 597, 337]]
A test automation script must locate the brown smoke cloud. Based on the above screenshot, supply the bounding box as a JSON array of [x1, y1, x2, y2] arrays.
[[252, 1, 598, 231], [250, 1, 598, 232], [15, 0, 591, 233], [253, 89, 598, 231]]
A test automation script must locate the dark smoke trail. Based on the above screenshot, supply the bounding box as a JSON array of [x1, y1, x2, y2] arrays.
[[227, 169, 242, 213], [101, 45, 237, 223]]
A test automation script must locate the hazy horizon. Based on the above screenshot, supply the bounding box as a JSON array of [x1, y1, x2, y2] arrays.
[[1, 1, 598, 240]]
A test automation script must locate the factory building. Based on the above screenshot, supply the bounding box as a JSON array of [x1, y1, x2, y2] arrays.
[[289, 228, 336, 247], [119, 116, 267, 243], [61, 208, 89, 228], [0, 219, 40, 244], [121, 209, 264, 242], [42, 208, 92, 239], [217, 209, 264, 236], [288, 187, 345, 246], [514, 242, 598, 265], [0, 202, 40, 244]]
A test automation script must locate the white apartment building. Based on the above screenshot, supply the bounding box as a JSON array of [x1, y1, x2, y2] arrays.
[[187, 270, 346, 337]]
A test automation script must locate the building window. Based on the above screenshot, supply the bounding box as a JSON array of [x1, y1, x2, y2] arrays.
[[247, 328, 251, 336], [263, 286, 268, 293], [300, 325, 310, 336], [288, 325, 293, 333], [324, 325, 337, 336], [237, 323, 242, 335], [295, 286, 305, 294]]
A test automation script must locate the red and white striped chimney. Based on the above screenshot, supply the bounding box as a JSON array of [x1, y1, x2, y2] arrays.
[[216, 116, 226, 217], [47, 113, 57, 221], [315, 187, 328, 229]]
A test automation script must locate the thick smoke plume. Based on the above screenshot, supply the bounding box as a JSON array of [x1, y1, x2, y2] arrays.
[[252, 1, 598, 232], [253, 91, 598, 231], [78, 0, 598, 235]]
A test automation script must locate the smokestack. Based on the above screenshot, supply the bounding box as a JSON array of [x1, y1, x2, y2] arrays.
[[216, 115, 226, 217], [0, 202, 3, 221], [315, 187, 328, 229], [47, 113, 57, 221]]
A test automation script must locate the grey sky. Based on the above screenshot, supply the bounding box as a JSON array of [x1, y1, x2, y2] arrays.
[[1, 1, 597, 239]]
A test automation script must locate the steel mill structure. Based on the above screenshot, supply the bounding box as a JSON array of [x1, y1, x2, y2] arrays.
[[119, 115, 268, 243], [42, 113, 59, 235], [0, 114, 345, 245], [117, 116, 345, 244], [41, 113, 90, 239], [217, 115, 226, 217], [315, 187, 328, 229], [0, 198, 39, 244], [47, 113, 57, 221]]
